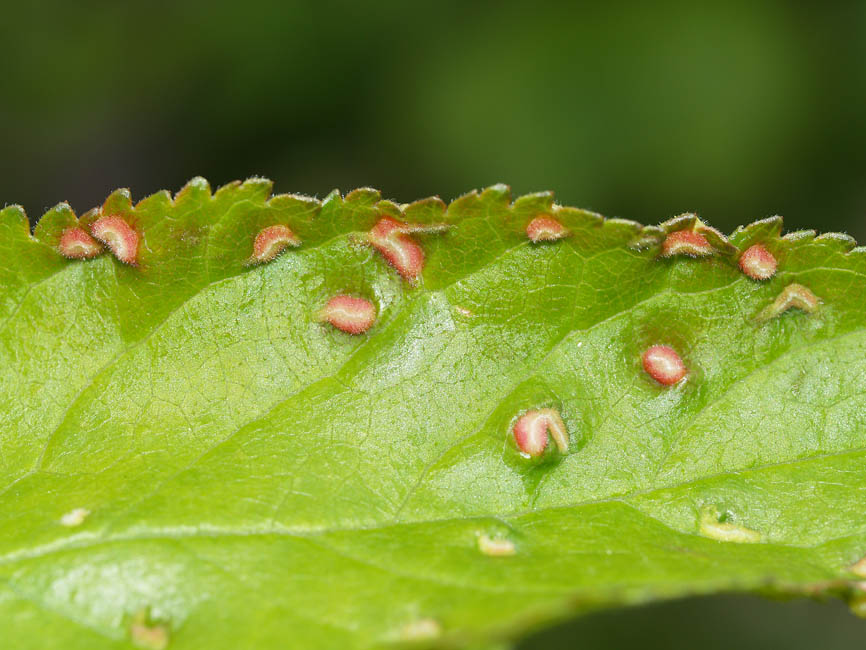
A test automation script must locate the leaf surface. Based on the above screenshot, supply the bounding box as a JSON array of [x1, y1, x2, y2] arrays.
[[2, 179, 866, 649]]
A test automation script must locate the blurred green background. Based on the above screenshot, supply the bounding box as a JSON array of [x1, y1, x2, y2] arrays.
[[2, 0, 865, 240], [1, 0, 865, 647]]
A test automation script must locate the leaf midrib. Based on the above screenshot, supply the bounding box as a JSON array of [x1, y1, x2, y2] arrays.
[[3, 443, 863, 571]]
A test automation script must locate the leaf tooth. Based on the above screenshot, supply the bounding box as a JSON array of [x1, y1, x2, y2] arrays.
[[135, 190, 173, 214], [213, 179, 242, 198], [321, 188, 343, 208], [374, 199, 405, 219], [512, 190, 554, 215], [441, 183, 508, 227], [345, 187, 382, 205], [220, 176, 274, 204], [604, 218, 649, 248], [1, 204, 27, 222], [242, 176, 274, 195], [480, 183, 512, 206], [730, 215, 784, 247], [446, 188, 481, 216], [606, 217, 644, 231], [268, 192, 321, 212], [403, 196, 447, 224], [782, 229, 817, 243], [1, 205, 32, 248], [102, 187, 133, 217], [33, 202, 81, 247], [661, 212, 700, 232], [174, 175, 212, 204], [814, 231, 858, 253], [554, 205, 605, 232]]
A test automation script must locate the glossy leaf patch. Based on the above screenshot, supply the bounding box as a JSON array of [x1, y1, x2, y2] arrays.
[[2, 179, 866, 650]]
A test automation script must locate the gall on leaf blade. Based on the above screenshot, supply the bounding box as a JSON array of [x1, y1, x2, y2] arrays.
[[1, 179, 866, 649]]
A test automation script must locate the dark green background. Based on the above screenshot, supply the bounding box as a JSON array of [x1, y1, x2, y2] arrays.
[[1, 1, 864, 647]]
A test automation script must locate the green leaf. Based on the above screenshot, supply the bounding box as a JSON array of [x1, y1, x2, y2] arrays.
[[2, 178, 866, 649]]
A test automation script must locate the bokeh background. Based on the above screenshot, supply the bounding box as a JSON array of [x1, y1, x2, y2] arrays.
[[2, 0, 865, 647]]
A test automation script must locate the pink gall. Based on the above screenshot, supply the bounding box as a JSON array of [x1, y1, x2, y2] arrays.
[[58, 227, 103, 259], [90, 215, 139, 265], [738, 244, 777, 280], [512, 408, 569, 458], [642, 345, 687, 386], [364, 217, 447, 282], [526, 215, 569, 242], [317, 295, 377, 334], [660, 230, 713, 258], [248, 224, 301, 265]]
